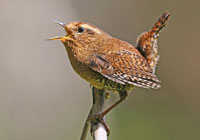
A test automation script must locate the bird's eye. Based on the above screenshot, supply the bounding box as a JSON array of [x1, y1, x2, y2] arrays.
[[77, 27, 84, 33]]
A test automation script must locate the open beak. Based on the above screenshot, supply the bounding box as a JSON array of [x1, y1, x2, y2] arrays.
[[47, 36, 68, 41], [48, 20, 71, 42], [51, 19, 65, 27]]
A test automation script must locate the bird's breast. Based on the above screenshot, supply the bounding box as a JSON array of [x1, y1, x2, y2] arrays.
[[66, 46, 106, 89]]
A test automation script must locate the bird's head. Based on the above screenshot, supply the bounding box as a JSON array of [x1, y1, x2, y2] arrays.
[[48, 20, 110, 48]]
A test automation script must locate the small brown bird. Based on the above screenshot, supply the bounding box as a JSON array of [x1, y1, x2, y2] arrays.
[[49, 11, 170, 133]]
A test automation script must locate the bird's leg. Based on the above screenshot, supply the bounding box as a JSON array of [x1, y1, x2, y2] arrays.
[[89, 90, 128, 135], [102, 90, 128, 116]]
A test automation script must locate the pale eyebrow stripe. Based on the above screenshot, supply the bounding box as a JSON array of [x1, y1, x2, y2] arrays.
[[81, 24, 101, 34]]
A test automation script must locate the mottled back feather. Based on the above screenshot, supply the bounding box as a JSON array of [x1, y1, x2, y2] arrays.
[[85, 38, 161, 89]]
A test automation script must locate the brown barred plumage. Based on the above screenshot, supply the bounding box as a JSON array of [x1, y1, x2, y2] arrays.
[[49, 12, 170, 90], [49, 11, 170, 135], [136, 11, 170, 73]]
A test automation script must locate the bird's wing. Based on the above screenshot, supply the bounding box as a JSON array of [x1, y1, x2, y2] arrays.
[[86, 48, 161, 89]]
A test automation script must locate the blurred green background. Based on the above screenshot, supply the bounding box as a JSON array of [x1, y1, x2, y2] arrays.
[[0, 0, 200, 139]]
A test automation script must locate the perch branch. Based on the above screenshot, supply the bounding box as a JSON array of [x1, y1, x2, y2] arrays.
[[80, 107, 92, 140], [80, 87, 107, 140], [91, 87, 107, 140]]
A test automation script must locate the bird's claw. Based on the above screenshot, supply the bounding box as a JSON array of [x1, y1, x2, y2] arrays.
[[89, 114, 110, 136]]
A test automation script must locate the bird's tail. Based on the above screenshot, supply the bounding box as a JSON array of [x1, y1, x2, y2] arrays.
[[150, 11, 170, 35], [136, 11, 170, 73]]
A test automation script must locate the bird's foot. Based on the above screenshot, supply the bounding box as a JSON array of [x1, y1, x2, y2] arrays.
[[89, 113, 110, 136]]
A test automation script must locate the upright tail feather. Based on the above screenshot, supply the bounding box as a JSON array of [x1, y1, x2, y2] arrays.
[[136, 11, 170, 73], [151, 11, 170, 35]]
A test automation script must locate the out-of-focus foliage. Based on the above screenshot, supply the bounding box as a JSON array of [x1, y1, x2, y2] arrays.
[[0, 0, 199, 140]]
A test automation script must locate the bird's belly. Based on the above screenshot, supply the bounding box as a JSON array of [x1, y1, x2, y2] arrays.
[[70, 58, 107, 89]]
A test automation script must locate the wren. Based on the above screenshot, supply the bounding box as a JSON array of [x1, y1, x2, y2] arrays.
[[49, 11, 170, 134]]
